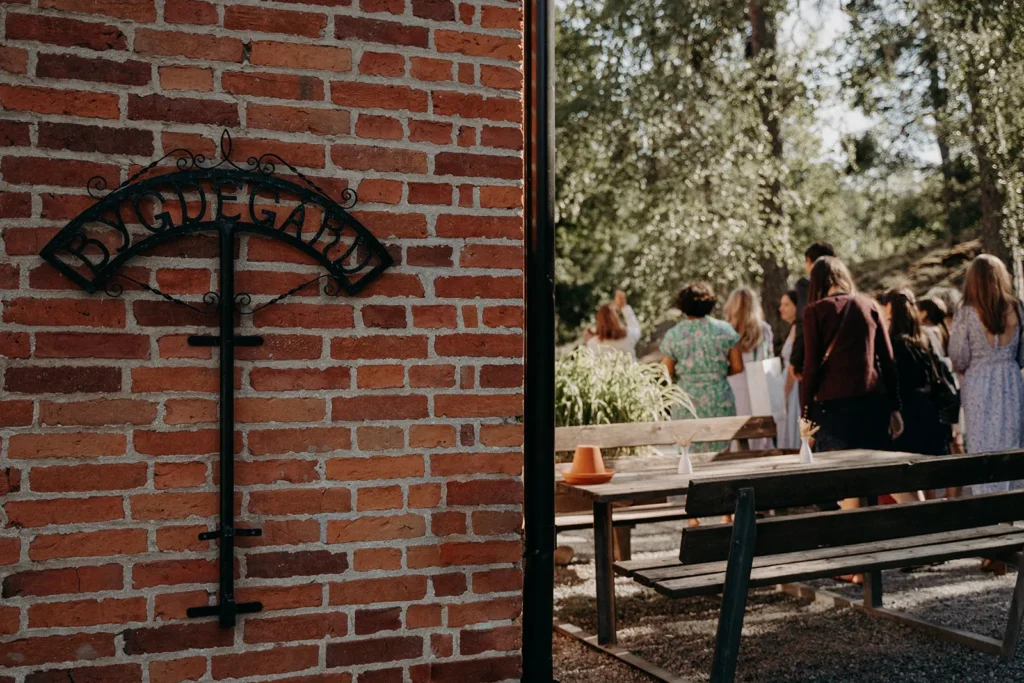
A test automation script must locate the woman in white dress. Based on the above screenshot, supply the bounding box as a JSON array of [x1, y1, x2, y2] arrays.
[[778, 289, 801, 450], [724, 287, 774, 450], [585, 290, 642, 359]]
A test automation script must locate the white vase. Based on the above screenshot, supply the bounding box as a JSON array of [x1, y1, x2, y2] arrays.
[[799, 436, 814, 464], [677, 444, 693, 475]]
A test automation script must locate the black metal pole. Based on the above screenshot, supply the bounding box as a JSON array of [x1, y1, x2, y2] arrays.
[[187, 221, 261, 627], [522, 0, 557, 680]]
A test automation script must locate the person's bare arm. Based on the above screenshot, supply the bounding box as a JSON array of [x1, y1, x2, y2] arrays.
[[662, 355, 676, 380], [727, 346, 744, 375]]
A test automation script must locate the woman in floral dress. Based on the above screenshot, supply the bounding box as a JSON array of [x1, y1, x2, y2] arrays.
[[661, 282, 741, 451]]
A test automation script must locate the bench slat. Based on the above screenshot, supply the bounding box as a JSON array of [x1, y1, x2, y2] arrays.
[[652, 529, 1024, 599], [619, 525, 1021, 585], [685, 451, 1024, 516], [680, 490, 1024, 564], [555, 416, 776, 452], [555, 503, 689, 532]]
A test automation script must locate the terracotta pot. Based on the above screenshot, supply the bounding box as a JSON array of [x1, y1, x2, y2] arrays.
[[570, 444, 606, 475]]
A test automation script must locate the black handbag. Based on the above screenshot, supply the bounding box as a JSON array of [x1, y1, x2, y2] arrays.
[[925, 350, 960, 425]]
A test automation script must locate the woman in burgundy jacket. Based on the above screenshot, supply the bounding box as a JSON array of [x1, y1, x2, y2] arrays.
[[801, 257, 904, 452]]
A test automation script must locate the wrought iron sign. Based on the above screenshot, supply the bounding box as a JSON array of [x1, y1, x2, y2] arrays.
[[39, 132, 393, 627]]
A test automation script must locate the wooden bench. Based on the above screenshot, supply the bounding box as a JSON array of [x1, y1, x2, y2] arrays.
[[615, 451, 1024, 683], [554, 416, 784, 558]]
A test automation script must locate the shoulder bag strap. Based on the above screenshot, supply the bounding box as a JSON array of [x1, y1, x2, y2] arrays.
[[807, 297, 853, 404]]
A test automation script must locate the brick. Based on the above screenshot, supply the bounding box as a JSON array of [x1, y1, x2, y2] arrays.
[[483, 305, 524, 328], [129, 94, 239, 126], [36, 53, 151, 85], [133, 558, 217, 588], [481, 125, 524, 150], [330, 335, 427, 360], [163, 399, 215, 425], [480, 185, 522, 208], [212, 646, 321, 680], [156, 525, 208, 552], [360, 51, 405, 76], [150, 657, 207, 683], [124, 622, 234, 655], [148, 458, 210, 487], [236, 269, 326, 295], [410, 57, 453, 82], [447, 479, 523, 506], [2, 156, 119, 189], [132, 366, 218, 392], [435, 333, 521, 357], [408, 603, 442, 629], [351, 213, 429, 240], [435, 152, 521, 179], [160, 65, 214, 92], [448, 597, 521, 627], [409, 483, 442, 509], [480, 364, 523, 388], [409, 424, 456, 448], [356, 114, 404, 140], [248, 104, 351, 135], [362, 305, 408, 329], [2, 563, 122, 598], [237, 397, 326, 423], [359, 668, 403, 683], [327, 635, 422, 667], [5, 13, 126, 51], [480, 424, 523, 447], [432, 452, 522, 477], [408, 246, 454, 268], [0, 46, 29, 74], [235, 583, 323, 612], [31, 463, 147, 492], [410, 655, 521, 682], [248, 550, 348, 578], [472, 566, 522, 593], [353, 547, 402, 571], [0, 536, 20, 567], [335, 17, 429, 48], [459, 62, 475, 84], [357, 485, 403, 510], [434, 91, 521, 122], [432, 572, 467, 597], [250, 41, 352, 72], [248, 488, 352, 515], [331, 144, 427, 174], [28, 596, 147, 628], [331, 394, 429, 421], [414, 0, 455, 20], [332, 81, 428, 112], [223, 71, 325, 101], [432, 511, 467, 536], [409, 182, 453, 205], [38, 0, 155, 20], [5, 366, 121, 394], [436, 29, 522, 60], [361, 0, 403, 13], [253, 302, 353, 328], [409, 365, 456, 389], [440, 539, 520, 566], [0, 192, 32, 217], [435, 393, 521, 418], [235, 460, 318, 486], [164, 0, 217, 24], [327, 513, 425, 542], [24, 664, 142, 683], [0, 633, 116, 668], [158, 334, 211, 359], [38, 122, 154, 156], [325, 454, 424, 481], [40, 398, 156, 426], [437, 216, 523, 241], [238, 334, 324, 360], [481, 64, 523, 90], [154, 590, 210, 620], [131, 492, 218, 520], [0, 400, 31, 427], [135, 29, 244, 62], [248, 426, 351, 455], [244, 612, 347, 643], [355, 606, 401, 635], [461, 243, 524, 269], [357, 425, 404, 449], [329, 575, 427, 606], [225, 5, 327, 38], [7, 432, 126, 460]]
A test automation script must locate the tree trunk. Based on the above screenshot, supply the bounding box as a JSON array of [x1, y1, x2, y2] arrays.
[[965, 57, 1011, 265], [748, 0, 788, 339], [923, 38, 957, 240]]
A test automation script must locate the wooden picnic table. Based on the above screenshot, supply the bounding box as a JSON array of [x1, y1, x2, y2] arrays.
[[556, 449, 932, 646]]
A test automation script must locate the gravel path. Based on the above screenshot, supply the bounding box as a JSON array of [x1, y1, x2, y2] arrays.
[[553, 521, 1024, 682]]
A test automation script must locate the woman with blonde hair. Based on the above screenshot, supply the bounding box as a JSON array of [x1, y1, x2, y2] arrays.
[[724, 288, 774, 449], [949, 255, 1024, 496]]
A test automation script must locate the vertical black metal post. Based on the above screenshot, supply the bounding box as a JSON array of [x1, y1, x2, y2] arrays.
[[187, 221, 262, 627], [523, 0, 557, 680]]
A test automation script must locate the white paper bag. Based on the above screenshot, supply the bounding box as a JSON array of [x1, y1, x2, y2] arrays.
[[746, 357, 785, 422]]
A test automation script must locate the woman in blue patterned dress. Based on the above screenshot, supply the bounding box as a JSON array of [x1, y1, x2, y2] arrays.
[[661, 283, 741, 451], [949, 255, 1024, 492]]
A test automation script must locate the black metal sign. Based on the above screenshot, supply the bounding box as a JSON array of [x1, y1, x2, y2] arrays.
[[39, 132, 393, 627]]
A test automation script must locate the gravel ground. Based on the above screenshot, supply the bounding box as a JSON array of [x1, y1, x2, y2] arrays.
[[553, 521, 1024, 682]]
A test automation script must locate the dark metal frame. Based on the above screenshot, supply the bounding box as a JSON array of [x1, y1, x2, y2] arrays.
[[523, 0, 558, 680], [37, 131, 393, 628]]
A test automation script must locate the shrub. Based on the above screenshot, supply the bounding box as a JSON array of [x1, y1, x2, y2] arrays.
[[555, 347, 695, 432]]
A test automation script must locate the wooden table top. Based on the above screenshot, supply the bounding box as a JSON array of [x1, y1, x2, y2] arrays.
[[556, 449, 931, 503]]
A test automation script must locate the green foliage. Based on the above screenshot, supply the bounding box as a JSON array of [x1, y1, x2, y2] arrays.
[[554, 348, 695, 429]]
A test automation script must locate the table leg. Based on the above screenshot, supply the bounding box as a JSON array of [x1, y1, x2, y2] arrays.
[[594, 501, 617, 645]]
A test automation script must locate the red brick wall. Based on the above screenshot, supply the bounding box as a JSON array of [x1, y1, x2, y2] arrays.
[[0, 0, 525, 680]]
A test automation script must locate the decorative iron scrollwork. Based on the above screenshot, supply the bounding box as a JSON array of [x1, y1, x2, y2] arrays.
[[41, 130, 391, 298]]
